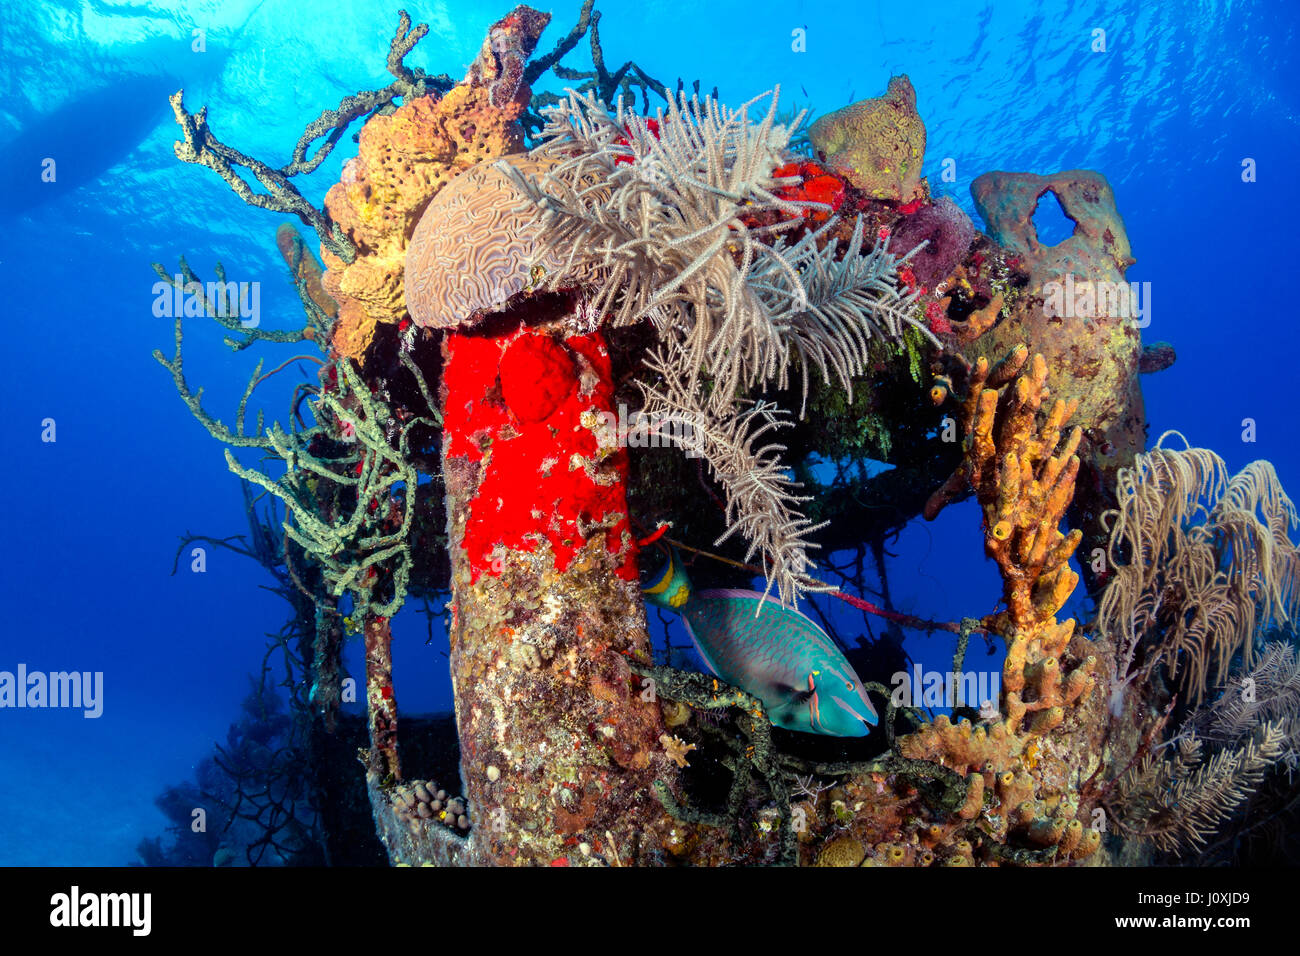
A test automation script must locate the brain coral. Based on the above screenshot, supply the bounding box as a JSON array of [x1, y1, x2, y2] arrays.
[[891, 197, 976, 288], [405, 155, 560, 330], [809, 75, 926, 202]]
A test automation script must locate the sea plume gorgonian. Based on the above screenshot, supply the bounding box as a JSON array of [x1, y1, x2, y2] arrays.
[[501, 88, 934, 604]]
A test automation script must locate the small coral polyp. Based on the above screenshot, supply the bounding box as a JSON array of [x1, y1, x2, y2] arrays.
[[442, 327, 636, 583]]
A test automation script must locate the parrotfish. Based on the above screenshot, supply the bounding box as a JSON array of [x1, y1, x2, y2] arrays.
[[643, 550, 878, 736]]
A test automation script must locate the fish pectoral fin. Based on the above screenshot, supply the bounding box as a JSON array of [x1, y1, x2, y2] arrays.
[[776, 672, 818, 699], [778, 683, 814, 705]]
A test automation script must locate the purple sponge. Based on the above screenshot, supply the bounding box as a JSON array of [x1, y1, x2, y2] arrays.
[[892, 197, 976, 289]]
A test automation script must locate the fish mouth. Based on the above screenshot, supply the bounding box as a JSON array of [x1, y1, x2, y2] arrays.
[[843, 696, 879, 728], [813, 700, 876, 736]]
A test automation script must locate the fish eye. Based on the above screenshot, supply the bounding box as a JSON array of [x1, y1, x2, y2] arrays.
[[845, 680, 854, 691]]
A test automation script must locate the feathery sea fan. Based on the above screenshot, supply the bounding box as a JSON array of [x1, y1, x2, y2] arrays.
[[1099, 431, 1300, 707], [503, 87, 932, 604]]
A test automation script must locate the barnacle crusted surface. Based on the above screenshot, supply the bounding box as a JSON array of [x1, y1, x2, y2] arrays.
[[405, 155, 560, 329]]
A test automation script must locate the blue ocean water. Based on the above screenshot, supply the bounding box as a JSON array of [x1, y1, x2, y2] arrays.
[[0, 0, 1295, 865]]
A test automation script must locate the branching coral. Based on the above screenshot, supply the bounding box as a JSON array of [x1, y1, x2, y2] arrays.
[[506, 89, 803, 348], [1176, 638, 1300, 860], [638, 347, 830, 599], [520, 0, 708, 143], [507, 88, 934, 399], [1098, 431, 1300, 708], [765, 217, 934, 414], [154, 237, 437, 781], [1193, 640, 1300, 760], [159, 6, 577, 787], [168, 11, 453, 264], [962, 350, 1082, 624], [924, 348, 1087, 642], [225, 356, 431, 617], [153, 242, 432, 619], [958, 349, 1098, 736], [1091, 435, 1300, 861]]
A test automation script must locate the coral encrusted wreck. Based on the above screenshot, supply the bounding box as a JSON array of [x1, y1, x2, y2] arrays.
[[156, 2, 1298, 867]]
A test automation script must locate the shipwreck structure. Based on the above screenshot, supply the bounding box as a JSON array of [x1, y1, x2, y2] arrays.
[[154, 3, 1299, 866]]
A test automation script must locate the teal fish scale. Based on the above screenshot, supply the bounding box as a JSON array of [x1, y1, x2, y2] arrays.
[[685, 596, 841, 690]]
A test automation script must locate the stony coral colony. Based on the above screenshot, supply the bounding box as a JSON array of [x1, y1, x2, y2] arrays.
[[159, 4, 1299, 867]]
